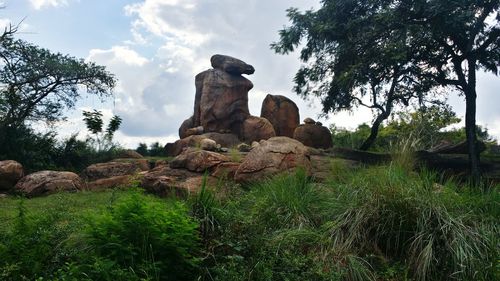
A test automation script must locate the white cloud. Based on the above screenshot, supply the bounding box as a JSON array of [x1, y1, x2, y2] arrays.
[[30, 0, 68, 9], [89, 46, 149, 67]]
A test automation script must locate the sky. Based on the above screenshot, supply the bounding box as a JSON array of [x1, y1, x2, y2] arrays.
[[1, 0, 499, 148]]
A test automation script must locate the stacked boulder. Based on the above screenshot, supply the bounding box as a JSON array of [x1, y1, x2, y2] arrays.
[[170, 54, 277, 156]]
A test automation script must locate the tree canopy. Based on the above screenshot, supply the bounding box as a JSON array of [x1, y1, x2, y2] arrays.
[[0, 32, 116, 129], [273, 0, 499, 182]]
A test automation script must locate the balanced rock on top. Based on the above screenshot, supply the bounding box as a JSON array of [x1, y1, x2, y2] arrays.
[[210, 54, 255, 75]]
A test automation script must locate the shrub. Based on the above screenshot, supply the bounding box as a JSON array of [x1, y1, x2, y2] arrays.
[[85, 191, 200, 281]]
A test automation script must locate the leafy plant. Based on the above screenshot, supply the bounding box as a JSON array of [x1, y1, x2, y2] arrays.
[[83, 109, 122, 152]]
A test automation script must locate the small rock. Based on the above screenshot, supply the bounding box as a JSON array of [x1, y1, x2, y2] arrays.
[[303, 117, 316, 124], [185, 126, 204, 137], [200, 138, 218, 151], [237, 143, 252, 152]]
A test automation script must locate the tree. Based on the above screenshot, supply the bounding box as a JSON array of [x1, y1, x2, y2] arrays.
[[136, 143, 148, 156], [0, 35, 116, 130], [83, 110, 122, 152], [272, 1, 437, 151], [397, 0, 499, 183], [274, 0, 499, 183]]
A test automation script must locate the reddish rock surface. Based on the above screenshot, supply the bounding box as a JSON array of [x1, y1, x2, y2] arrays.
[[234, 137, 312, 182], [194, 69, 253, 135], [260, 94, 300, 138], [179, 116, 194, 139], [86, 175, 134, 190], [141, 165, 217, 197], [15, 171, 84, 197], [170, 149, 230, 172], [211, 162, 241, 180], [293, 123, 333, 149], [240, 116, 276, 143], [82, 160, 148, 181]]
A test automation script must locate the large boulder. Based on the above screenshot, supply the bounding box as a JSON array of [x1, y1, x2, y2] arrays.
[[234, 137, 312, 182], [210, 54, 255, 75], [86, 175, 135, 190], [260, 94, 300, 138], [82, 160, 148, 181], [141, 165, 217, 197], [179, 116, 194, 139], [293, 122, 333, 149], [0, 160, 24, 191], [194, 69, 253, 135], [15, 171, 84, 197], [116, 149, 144, 159], [170, 149, 230, 172], [240, 116, 276, 143]]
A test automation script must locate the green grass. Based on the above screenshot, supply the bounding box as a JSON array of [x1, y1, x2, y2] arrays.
[[1, 162, 498, 281]]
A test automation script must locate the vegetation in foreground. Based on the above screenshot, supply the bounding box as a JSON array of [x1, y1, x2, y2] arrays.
[[0, 162, 498, 281]]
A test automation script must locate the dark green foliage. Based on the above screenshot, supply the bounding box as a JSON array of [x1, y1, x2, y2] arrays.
[[198, 166, 498, 281], [86, 191, 199, 281], [135, 142, 165, 157], [0, 36, 115, 129], [273, 0, 499, 178], [83, 109, 122, 152], [0, 125, 120, 173], [0, 190, 200, 281], [331, 106, 497, 152]]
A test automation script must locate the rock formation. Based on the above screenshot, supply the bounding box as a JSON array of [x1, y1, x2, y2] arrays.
[[170, 54, 279, 156], [234, 137, 312, 182], [15, 171, 84, 197], [240, 116, 276, 143], [261, 94, 300, 138], [0, 160, 24, 191], [293, 118, 333, 149]]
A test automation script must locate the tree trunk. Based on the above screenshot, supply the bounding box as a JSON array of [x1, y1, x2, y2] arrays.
[[465, 58, 481, 185], [359, 112, 388, 151]]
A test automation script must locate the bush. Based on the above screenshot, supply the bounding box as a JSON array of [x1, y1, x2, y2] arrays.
[[83, 191, 200, 281], [0, 190, 200, 281]]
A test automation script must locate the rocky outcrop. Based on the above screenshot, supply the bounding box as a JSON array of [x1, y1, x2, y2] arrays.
[[240, 116, 276, 143], [141, 165, 217, 197], [293, 119, 333, 149], [166, 133, 240, 156], [15, 171, 84, 197], [260, 94, 300, 138], [211, 162, 240, 180], [0, 160, 24, 191], [82, 160, 148, 181], [194, 69, 253, 134], [210, 54, 255, 75], [86, 175, 135, 190], [170, 149, 230, 173], [234, 137, 312, 182]]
